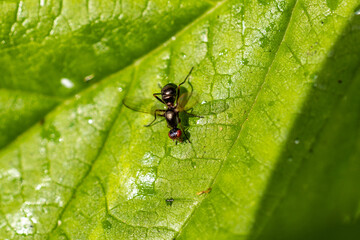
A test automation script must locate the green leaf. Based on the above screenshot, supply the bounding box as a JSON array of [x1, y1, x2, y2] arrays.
[[0, 0, 213, 149], [0, 90, 60, 149], [1, 0, 360, 239]]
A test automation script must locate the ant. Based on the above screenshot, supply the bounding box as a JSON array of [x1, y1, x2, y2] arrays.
[[123, 67, 202, 143]]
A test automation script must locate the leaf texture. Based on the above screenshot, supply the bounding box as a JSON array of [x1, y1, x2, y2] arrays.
[[0, 0, 360, 239]]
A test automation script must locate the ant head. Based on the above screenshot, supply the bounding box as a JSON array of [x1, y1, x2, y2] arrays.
[[162, 84, 177, 105], [161, 83, 177, 95], [168, 128, 182, 140]]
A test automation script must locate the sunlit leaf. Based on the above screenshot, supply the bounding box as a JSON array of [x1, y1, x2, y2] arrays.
[[1, 0, 360, 239]]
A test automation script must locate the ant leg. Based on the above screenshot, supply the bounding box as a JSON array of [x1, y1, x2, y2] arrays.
[[153, 93, 165, 104], [184, 110, 203, 118], [144, 109, 165, 127], [179, 122, 191, 143], [145, 114, 157, 127]]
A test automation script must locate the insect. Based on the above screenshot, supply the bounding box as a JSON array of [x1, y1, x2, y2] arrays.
[[123, 67, 202, 143], [165, 198, 174, 206], [196, 187, 212, 196]]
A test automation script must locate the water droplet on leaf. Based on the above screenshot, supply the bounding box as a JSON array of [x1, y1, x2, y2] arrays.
[[60, 78, 74, 89]]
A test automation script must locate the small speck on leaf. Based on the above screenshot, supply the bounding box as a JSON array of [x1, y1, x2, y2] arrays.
[[102, 220, 112, 230]]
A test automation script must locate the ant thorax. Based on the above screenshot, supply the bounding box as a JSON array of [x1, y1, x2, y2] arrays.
[[166, 101, 174, 108]]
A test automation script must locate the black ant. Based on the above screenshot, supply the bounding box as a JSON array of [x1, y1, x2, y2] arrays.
[[123, 67, 202, 143]]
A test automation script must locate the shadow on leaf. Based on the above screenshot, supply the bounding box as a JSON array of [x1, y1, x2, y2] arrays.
[[249, 8, 360, 240]]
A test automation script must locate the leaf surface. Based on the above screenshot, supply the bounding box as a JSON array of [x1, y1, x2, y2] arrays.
[[1, 0, 360, 239]]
